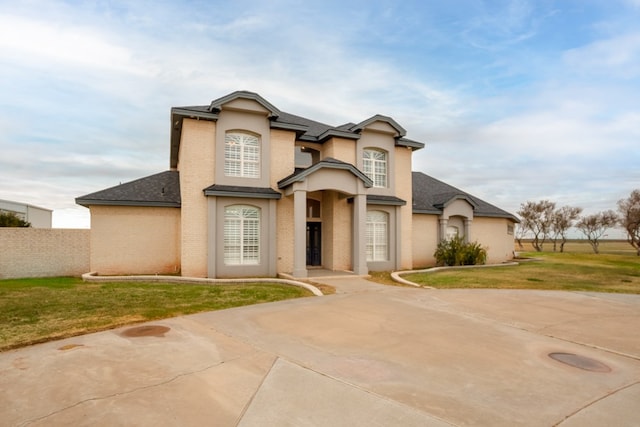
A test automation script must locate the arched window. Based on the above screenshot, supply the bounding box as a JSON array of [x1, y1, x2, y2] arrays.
[[224, 132, 260, 178], [366, 210, 388, 261], [363, 149, 387, 188], [446, 226, 459, 241], [224, 205, 260, 265]]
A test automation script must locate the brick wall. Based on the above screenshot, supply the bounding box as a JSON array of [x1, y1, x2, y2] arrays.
[[0, 228, 90, 279]]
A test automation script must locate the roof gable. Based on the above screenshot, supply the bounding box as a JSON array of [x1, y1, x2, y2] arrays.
[[208, 90, 280, 118], [412, 171, 518, 221], [278, 157, 373, 189], [351, 114, 406, 137]]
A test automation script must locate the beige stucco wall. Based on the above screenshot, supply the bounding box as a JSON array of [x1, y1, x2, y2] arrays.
[[323, 191, 352, 271], [272, 129, 296, 274], [0, 228, 89, 279], [89, 206, 180, 275], [395, 146, 414, 269], [178, 118, 215, 277], [471, 217, 516, 264], [411, 214, 439, 268], [323, 137, 356, 164]]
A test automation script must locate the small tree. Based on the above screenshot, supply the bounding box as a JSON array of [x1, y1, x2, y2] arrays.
[[576, 211, 618, 254], [514, 223, 528, 250], [0, 212, 31, 227], [551, 206, 583, 252], [617, 189, 640, 256], [517, 200, 556, 252]]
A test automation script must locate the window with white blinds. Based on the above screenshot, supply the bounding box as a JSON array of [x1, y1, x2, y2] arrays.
[[224, 205, 260, 265], [363, 149, 387, 188], [366, 210, 388, 262], [224, 132, 260, 178]]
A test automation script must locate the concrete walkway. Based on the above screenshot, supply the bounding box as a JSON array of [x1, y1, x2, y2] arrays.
[[1, 278, 640, 426]]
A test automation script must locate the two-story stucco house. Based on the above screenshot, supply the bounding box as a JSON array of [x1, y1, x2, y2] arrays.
[[77, 90, 517, 278]]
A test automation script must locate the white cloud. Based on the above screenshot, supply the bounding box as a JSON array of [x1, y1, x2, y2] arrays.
[[563, 32, 640, 78], [0, 14, 150, 75]]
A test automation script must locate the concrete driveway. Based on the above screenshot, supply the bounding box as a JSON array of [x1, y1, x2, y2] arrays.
[[1, 278, 639, 426]]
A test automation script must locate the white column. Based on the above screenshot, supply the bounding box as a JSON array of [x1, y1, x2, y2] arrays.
[[352, 193, 368, 275], [464, 219, 472, 243], [292, 190, 307, 278], [439, 218, 448, 242]]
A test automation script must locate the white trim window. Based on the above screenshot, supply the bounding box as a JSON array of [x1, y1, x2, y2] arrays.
[[363, 148, 387, 188], [224, 132, 260, 178], [446, 226, 459, 241], [224, 205, 260, 265], [366, 210, 388, 262]]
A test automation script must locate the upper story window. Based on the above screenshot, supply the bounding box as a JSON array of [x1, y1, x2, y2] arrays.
[[363, 148, 387, 188], [224, 132, 260, 178]]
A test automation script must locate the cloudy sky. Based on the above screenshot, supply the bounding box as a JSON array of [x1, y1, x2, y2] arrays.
[[1, 0, 639, 231]]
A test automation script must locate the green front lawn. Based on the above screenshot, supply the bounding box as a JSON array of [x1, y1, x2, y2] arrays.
[[402, 252, 640, 293], [0, 277, 312, 351]]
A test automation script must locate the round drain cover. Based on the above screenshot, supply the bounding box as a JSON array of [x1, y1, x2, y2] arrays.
[[548, 352, 611, 373], [122, 325, 170, 338]]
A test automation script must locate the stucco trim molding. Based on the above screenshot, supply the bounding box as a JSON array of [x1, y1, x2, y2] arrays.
[[82, 272, 323, 296]]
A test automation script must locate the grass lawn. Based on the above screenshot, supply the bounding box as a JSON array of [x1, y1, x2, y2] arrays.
[[0, 277, 312, 351], [403, 251, 640, 293]]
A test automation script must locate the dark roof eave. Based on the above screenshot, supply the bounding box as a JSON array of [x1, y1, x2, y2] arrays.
[[269, 120, 308, 138], [203, 185, 282, 199], [475, 212, 520, 222], [204, 190, 281, 199], [75, 199, 180, 208], [396, 137, 425, 150], [367, 195, 406, 206], [171, 107, 220, 121]]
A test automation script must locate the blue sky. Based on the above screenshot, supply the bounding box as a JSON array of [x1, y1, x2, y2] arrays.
[[1, 0, 639, 232]]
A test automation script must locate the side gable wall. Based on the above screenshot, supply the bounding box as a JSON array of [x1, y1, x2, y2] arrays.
[[89, 206, 181, 274], [471, 217, 516, 264]]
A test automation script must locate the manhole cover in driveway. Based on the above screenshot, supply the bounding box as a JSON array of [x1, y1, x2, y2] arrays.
[[121, 325, 170, 338], [548, 352, 611, 373]]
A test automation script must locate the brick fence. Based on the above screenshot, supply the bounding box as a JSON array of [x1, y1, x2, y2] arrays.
[[0, 228, 90, 279]]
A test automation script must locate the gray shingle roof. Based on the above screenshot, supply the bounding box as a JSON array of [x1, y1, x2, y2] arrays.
[[76, 171, 180, 207], [412, 171, 518, 221], [170, 91, 425, 170]]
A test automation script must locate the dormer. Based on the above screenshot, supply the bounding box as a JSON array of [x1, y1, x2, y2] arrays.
[[351, 114, 406, 137], [208, 90, 281, 118]]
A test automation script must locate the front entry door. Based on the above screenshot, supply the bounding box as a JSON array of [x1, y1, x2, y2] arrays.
[[306, 222, 321, 266]]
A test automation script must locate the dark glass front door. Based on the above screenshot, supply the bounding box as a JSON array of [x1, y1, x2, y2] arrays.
[[306, 222, 321, 266]]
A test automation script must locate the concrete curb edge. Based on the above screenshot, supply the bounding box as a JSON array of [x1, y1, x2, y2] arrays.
[[81, 272, 324, 296]]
